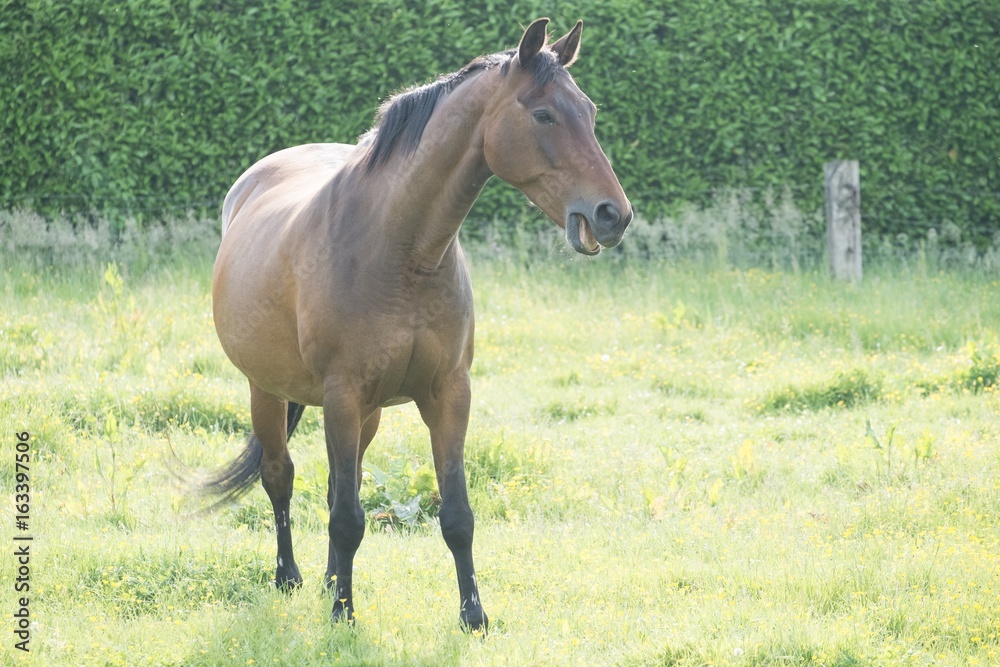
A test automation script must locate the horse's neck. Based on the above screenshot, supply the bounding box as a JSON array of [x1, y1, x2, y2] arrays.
[[356, 71, 496, 268]]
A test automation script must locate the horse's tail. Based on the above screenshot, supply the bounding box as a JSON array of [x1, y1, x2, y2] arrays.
[[200, 402, 306, 508]]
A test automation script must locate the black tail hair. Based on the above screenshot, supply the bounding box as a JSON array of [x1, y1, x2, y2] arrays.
[[200, 401, 306, 509]]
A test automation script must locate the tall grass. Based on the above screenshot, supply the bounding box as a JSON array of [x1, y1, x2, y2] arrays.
[[0, 209, 220, 272], [1, 209, 999, 665], [5, 190, 999, 272]]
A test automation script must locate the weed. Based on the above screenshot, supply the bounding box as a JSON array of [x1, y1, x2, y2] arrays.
[[95, 262, 144, 370], [538, 397, 616, 422], [957, 340, 1000, 392], [95, 408, 147, 518], [652, 377, 716, 398], [913, 430, 936, 468], [551, 371, 582, 387], [362, 458, 439, 531], [730, 439, 757, 482], [864, 418, 898, 482], [760, 370, 883, 413], [644, 445, 693, 517]]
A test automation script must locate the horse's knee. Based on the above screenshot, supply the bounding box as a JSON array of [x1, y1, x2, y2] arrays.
[[329, 503, 365, 554], [439, 500, 474, 553], [260, 452, 295, 500]]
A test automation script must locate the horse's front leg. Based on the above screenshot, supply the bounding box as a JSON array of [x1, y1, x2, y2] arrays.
[[325, 407, 381, 594], [418, 373, 488, 632], [322, 386, 365, 623]]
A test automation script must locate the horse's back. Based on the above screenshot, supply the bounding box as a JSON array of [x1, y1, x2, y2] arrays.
[[221, 143, 356, 237]]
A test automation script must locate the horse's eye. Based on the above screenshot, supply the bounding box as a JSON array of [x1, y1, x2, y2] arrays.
[[532, 110, 555, 125]]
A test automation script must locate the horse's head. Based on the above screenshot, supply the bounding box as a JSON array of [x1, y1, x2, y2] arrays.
[[483, 18, 633, 255]]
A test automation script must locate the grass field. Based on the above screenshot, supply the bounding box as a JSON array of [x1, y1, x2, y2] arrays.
[[1, 248, 999, 666]]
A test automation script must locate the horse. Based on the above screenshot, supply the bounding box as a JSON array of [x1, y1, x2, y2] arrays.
[[204, 17, 632, 632]]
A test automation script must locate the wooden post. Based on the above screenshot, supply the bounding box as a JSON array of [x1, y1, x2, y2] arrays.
[[824, 160, 862, 282]]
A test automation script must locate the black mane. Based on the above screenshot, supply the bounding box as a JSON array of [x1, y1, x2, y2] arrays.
[[360, 49, 563, 172]]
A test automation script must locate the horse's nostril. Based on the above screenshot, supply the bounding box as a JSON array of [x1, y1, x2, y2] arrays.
[[595, 202, 620, 228]]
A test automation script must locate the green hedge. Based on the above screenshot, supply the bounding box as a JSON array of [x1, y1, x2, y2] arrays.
[[2, 0, 998, 246]]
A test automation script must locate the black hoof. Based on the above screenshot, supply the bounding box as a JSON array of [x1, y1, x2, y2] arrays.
[[275, 566, 302, 593], [331, 601, 355, 626], [460, 609, 489, 635]]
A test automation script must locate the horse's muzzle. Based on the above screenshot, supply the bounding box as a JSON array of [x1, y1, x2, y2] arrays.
[[593, 200, 632, 244], [566, 202, 632, 255]]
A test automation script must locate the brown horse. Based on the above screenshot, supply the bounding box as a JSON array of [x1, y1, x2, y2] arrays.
[[205, 18, 631, 632]]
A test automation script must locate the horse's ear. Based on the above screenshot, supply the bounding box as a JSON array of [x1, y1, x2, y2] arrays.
[[551, 20, 583, 68], [518, 18, 549, 67]]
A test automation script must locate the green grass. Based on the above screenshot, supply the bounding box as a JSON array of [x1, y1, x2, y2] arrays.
[[1, 253, 999, 666]]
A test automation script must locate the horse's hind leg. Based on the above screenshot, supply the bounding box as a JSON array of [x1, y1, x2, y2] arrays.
[[325, 407, 381, 593], [418, 375, 488, 632], [251, 383, 302, 590]]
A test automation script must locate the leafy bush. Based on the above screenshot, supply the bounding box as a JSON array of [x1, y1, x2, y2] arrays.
[[2, 0, 997, 245], [957, 341, 1000, 392], [912, 341, 1000, 396], [760, 369, 883, 413], [362, 458, 440, 531]]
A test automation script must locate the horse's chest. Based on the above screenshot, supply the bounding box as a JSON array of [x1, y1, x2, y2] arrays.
[[360, 297, 472, 405]]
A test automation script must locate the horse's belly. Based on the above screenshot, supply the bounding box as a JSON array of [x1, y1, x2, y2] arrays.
[[213, 251, 324, 405], [215, 308, 324, 405]]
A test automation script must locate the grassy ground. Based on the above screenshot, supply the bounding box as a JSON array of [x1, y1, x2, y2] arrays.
[[1, 253, 999, 666]]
